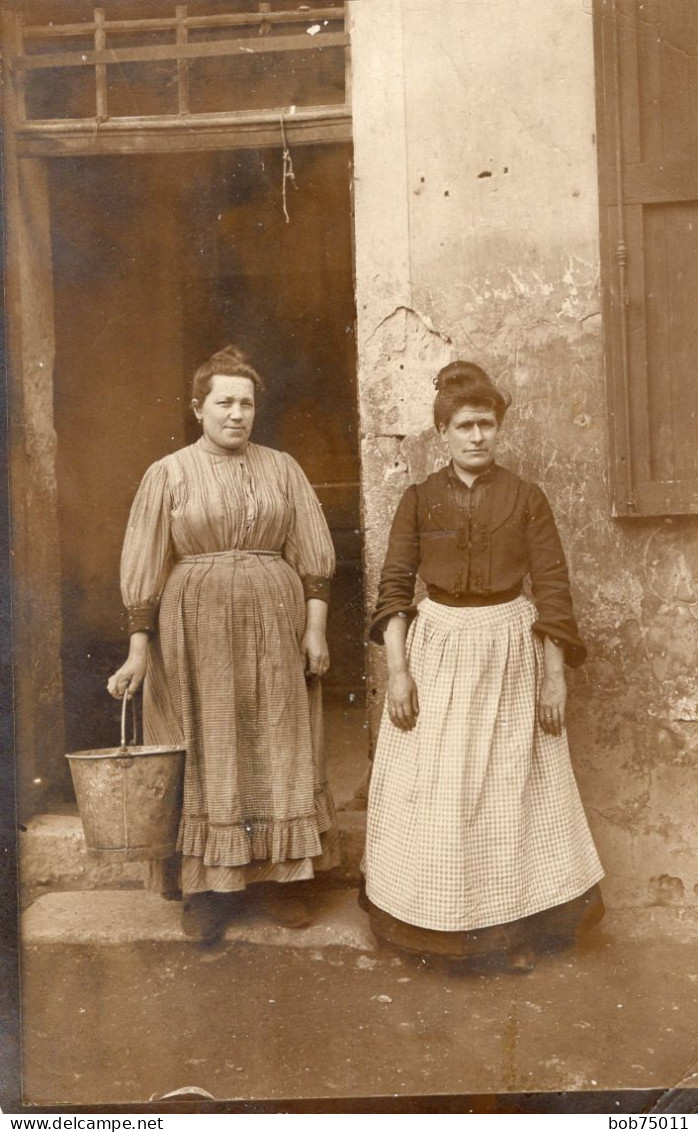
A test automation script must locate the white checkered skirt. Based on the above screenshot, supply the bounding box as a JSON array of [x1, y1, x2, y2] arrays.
[[364, 596, 604, 932]]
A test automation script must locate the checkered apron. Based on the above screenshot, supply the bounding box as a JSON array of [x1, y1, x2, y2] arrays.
[[364, 596, 604, 932]]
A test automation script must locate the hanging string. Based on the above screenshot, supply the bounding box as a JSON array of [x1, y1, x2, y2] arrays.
[[279, 112, 297, 224]]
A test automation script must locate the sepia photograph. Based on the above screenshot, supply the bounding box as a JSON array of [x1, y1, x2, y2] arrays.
[[2, 0, 698, 1116]]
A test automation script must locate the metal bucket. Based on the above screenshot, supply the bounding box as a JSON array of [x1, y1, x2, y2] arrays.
[[66, 695, 186, 862]]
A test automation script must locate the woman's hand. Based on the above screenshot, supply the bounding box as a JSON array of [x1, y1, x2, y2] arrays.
[[387, 669, 420, 731], [302, 598, 330, 678], [383, 613, 418, 730], [107, 632, 149, 700], [301, 627, 330, 678], [538, 637, 567, 736], [107, 658, 146, 700]]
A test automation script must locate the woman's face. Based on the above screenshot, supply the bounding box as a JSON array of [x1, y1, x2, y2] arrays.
[[194, 374, 255, 453], [442, 403, 500, 477]]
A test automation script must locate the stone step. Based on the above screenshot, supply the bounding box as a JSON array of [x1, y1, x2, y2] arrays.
[[22, 888, 698, 952], [21, 886, 374, 951], [19, 810, 366, 905]]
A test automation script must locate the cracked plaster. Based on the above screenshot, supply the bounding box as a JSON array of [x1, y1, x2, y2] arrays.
[[351, 0, 698, 909]]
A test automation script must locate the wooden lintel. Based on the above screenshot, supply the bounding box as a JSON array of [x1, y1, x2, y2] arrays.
[[18, 103, 350, 135], [23, 8, 344, 39], [15, 30, 349, 70], [16, 109, 352, 156]]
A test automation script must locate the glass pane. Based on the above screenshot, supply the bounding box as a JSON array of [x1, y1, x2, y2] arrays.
[[107, 61, 178, 117], [188, 47, 346, 114], [20, 3, 347, 121], [26, 66, 95, 120]]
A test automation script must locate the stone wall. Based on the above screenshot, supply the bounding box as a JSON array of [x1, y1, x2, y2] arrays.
[[350, 0, 698, 908]]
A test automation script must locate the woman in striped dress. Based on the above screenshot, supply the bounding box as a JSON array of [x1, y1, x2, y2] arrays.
[[108, 345, 338, 942], [361, 361, 604, 971]]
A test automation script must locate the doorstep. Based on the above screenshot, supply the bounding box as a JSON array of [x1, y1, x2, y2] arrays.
[[20, 889, 698, 951], [20, 886, 374, 950], [18, 809, 366, 907]]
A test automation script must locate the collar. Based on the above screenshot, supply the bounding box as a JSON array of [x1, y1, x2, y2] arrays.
[[425, 461, 521, 532], [446, 461, 498, 489], [199, 436, 250, 459]]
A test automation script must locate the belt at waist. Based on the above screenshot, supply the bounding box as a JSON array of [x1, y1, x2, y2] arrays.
[[426, 583, 523, 608], [178, 549, 282, 564]]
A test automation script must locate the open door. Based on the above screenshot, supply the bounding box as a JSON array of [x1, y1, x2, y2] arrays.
[[3, 1, 362, 811], [49, 145, 364, 785]]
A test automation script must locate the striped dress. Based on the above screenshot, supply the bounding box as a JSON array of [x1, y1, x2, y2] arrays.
[[120, 438, 339, 896]]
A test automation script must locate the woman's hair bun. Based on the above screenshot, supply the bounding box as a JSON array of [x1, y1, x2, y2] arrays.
[[433, 361, 491, 391], [192, 344, 265, 404], [432, 360, 511, 427]]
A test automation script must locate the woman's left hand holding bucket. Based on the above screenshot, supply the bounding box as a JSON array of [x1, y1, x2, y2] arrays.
[[107, 631, 148, 700]]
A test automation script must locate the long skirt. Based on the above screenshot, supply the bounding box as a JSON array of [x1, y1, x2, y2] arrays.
[[143, 549, 339, 896], [362, 596, 604, 952]]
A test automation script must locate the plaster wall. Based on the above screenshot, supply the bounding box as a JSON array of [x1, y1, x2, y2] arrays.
[[350, 0, 698, 908]]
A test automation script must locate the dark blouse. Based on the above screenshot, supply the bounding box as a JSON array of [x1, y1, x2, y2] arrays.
[[370, 462, 586, 667]]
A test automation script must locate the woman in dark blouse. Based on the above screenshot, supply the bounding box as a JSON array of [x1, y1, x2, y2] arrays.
[[360, 362, 604, 971]]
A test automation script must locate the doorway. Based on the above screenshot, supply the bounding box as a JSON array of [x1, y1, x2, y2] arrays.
[[49, 142, 365, 800]]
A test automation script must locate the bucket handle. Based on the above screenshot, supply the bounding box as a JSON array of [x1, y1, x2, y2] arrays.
[[120, 693, 138, 752]]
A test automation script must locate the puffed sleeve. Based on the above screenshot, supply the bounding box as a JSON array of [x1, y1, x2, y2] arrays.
[[525, 483, 587, 667], [369, 484, 420, 644], [282, 455, 335, 603], [120, 460, 174, 634]]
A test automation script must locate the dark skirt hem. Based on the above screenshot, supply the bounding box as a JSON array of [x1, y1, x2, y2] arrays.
[[358, 879, 605, 961]]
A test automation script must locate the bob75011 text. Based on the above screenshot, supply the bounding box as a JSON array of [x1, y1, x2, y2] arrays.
[[609, 1120, 690, 1130]]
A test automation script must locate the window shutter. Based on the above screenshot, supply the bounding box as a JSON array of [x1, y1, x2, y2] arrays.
[[594, 0, 698, 516]]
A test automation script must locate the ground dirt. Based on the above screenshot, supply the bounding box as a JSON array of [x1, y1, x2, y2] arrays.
[[20, 907, 698, 1108]]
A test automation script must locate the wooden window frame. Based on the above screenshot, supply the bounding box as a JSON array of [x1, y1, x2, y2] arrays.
[[4, 3, 352, 157]]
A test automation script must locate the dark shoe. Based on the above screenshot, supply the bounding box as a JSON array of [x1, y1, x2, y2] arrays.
[[223, 888, 248, 920], [181, 892, 226, 943], [261, 884, 312, 929]]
